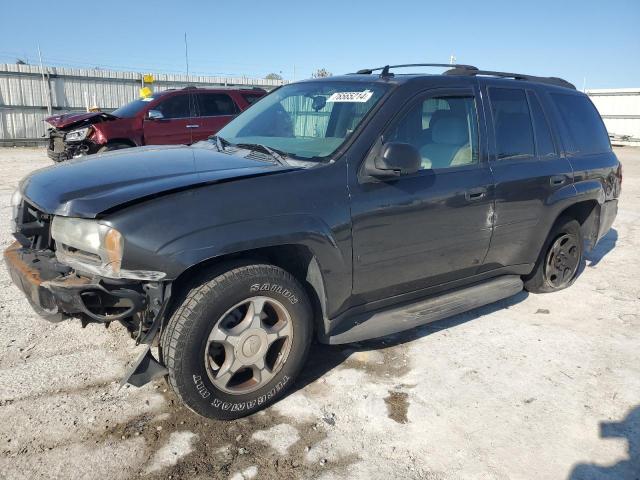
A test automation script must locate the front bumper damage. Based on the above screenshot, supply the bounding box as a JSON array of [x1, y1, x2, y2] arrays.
[[47, 129, 99, 162], [3, 242, 169, 386]]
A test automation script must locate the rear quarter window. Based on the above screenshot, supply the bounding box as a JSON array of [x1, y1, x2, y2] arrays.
[[198, 93, 238, 116], [551, 93, 611, 155]]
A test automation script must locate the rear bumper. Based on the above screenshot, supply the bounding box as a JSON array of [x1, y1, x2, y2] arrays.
[[4, 242, 146, 323]]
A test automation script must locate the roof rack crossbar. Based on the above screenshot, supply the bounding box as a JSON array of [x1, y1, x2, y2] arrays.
[[443, 67, 575, 89], [355, 63, 479, 75]]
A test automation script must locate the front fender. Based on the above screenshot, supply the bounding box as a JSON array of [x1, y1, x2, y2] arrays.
[[162, 214, 343, 276], [161, 213, 351, 324]]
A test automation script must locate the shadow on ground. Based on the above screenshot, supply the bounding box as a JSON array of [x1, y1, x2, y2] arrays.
[[585, 228, 618, 267], [290, 290, 530, 396], [568, 405, 640, 480]]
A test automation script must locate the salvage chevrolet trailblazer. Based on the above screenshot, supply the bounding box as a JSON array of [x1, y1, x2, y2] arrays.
[[5, 64, 621, 419]]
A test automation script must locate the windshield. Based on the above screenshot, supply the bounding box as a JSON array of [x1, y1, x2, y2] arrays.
[[111, 96, 157, 118], [216, 81, 388, 160]]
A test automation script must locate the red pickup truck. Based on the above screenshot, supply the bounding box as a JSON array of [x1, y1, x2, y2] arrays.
[[45, 86, 266, 161]]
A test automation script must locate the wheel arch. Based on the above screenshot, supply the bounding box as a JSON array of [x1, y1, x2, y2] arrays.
[[551, 199, 602, 252], [166, 243, 329, 340], [103, 138, 138, 148]]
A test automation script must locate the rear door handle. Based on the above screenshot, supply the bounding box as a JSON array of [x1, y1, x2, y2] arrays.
[[465, 187, 487, 201], [550, 175, 566, 186], [186, 124, 200, 129]]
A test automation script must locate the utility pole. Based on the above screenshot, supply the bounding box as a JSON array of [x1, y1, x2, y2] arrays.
[[37, 43, 52, 115], [184, 32, 190, 80]]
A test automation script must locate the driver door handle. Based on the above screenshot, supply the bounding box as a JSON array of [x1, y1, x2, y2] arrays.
[[465, 187, 487, 201], [186, 124, 200, 129], [550, 175, 566, 186]]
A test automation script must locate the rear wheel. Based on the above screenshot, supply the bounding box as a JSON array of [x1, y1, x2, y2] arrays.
[[160, 264, 312, 420], [98, 142, 131, 153], [524, 217, 584, 293]]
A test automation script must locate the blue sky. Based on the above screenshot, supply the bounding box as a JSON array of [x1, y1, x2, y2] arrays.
[[1, 0, 638, 88]]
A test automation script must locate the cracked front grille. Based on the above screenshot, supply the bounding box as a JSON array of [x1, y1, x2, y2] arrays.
[[14, 200, 53, 250]]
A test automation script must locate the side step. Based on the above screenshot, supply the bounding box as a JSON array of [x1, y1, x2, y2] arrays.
[[325, 275, 523, 345]]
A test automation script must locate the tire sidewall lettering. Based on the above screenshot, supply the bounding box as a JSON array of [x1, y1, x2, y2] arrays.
[[250, 283, 298, 304], [206, 375, 291, 412], [192, 375, 211, 399]]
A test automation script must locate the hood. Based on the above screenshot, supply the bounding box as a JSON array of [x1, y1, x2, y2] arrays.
[[45, 111, 117, 129], [21, 145, 297, 218]]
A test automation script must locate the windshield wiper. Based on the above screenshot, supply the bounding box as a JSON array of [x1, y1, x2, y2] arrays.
[[208, 135, 230, 152], [235, 143, 288, 166]]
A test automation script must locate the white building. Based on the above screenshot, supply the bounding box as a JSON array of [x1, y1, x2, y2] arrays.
[[587, 88, 640, 146]]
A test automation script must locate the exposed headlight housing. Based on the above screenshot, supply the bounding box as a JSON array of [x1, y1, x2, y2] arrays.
[[51, 216, 165, 280], [10, 189, 23, 233], [65, 127, 91, 143]]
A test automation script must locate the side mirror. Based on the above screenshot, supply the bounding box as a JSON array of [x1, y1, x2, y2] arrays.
[[147, 109, 164, 120], [370, 142, 421, 178]]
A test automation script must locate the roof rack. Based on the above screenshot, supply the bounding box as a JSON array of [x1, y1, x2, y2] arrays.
[[443, 67, 575, 89], [354, 63, 479, 76], [353, 63, 575, 90]]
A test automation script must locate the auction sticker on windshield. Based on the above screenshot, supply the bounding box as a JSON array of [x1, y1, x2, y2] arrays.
[[327, 90, 374, 102]]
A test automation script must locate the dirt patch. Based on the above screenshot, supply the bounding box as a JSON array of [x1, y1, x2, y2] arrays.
[[88, 387, 359, 479], [342, 341, 411, 380], [384, 391, 409, 424]]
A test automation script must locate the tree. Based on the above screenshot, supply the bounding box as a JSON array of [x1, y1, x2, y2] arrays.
[[311, 68, 332, 78], [265, 72, 283, 80]]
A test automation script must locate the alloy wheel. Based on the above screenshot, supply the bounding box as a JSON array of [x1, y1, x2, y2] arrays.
[[204, 296, 293, 394]]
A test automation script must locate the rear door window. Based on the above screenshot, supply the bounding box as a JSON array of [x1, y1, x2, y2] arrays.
[[527, 91, 557, 159], [551, 93, 610, 155], [197, 93, 238, 117], [154, 94, 194, 119], [489, 88, 535, 160]]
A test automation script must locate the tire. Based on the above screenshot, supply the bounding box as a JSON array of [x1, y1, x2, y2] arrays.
[[523, 217, 584, 293], [161, 264, 312, 420], [98, 142, 131, 153]]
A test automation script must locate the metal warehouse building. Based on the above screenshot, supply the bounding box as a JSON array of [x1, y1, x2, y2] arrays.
[[0, 63, 285, 144], [587, 88, 640, 146]]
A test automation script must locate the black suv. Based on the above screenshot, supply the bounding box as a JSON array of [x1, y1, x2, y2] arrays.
[[5, 64, 621, 420]]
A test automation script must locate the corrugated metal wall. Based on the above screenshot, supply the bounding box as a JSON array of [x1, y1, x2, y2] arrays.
[[587, 88, 640, 145], [0, 64, 286, 142]]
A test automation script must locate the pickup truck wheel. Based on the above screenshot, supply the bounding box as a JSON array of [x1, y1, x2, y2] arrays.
[[98, 142, 131, 153], [160, 264, 312, 420], [524, 217, 584, 293]]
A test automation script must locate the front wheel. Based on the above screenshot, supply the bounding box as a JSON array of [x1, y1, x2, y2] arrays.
[[524, 217, 584, 293], [160, 264, 312, 420]]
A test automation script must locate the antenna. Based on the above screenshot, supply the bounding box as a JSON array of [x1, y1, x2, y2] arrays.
[[449, 54, 456, 65], [184, 32, 190, 79]]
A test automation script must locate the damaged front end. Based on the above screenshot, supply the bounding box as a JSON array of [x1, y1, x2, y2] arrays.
[[45, 111, 115, 162], [4, 198, 171, 387], [48, 127, 99, 162]]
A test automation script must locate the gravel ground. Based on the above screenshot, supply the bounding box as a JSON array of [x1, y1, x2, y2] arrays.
[[0, 147, 638, 480]]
